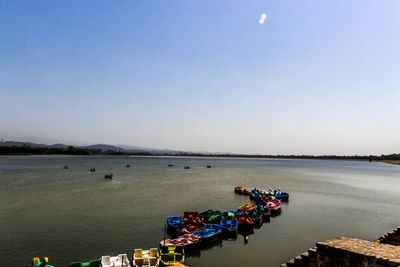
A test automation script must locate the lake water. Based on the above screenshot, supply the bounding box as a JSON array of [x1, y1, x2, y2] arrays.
[[1, 155, 400, 266]]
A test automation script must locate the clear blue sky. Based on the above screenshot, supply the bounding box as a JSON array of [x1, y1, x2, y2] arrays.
[[1, 0, 399, 155]]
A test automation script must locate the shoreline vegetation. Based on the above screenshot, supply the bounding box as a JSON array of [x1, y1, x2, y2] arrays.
[[0, 141, 399, 163]]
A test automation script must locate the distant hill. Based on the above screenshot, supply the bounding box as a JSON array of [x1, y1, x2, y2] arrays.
[[80, 144, 124, 152], [0, 140, 88, 155], [0, 136, 63, 145], [0, 140, 187, 155], [1, 139, 399, 161], [0, 141, 68, 149]]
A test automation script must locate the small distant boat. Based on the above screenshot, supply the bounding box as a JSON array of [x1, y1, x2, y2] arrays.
[[26, 257, 55, 267], [184, 166, 190, 169], [206, 165, 212, 168], [159, 245, 185, 266], [101, 254, 130, 267], [168, 164, 174, 167], [220, 218, 238, 233], [234, 186, 251, 195], [70, 259, 101, 267], [126, 164, 131, 167], [90, 168, 96, 172], [167, 215, 183, 233], [104, 173, 113, 179], [160, 234, 201, 248], [192, 224, 223, 242], [133, 248, 160, 267], [64, 165, 69, 169]]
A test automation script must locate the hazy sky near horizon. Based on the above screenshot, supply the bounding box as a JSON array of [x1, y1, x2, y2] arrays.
[[1, 1, 400, 155]]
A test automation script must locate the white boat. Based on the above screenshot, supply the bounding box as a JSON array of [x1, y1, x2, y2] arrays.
[[101, 254, 130, 267], [133, 248, 160, 267]]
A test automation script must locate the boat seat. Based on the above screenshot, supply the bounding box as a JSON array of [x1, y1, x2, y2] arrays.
[[148, 248, 158, 266], [149, 248, 158, 257], [101, 256, 112, 267], [134, 249, 143, 259], [118, 254, 130, 267], [134, 258, 143, 267]]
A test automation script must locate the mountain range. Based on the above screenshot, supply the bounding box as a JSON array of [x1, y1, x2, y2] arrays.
[[0, 140, 188, 154]]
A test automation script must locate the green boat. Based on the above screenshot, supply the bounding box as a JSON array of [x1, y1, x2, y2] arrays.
[[222, 211, 235, 219], [159, 245, 185, 266], [199, 209, 222, 224], [70, 259, 101, 267]]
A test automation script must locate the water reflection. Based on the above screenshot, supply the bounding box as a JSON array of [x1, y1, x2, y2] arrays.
[[238, 228, 254, 246], [185, 218, 274, 256], [185, 237, 223, 258], [2, 156, 400, 267]]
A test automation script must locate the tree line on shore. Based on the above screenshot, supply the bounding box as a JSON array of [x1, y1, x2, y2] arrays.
[[0, 145, 89, 155], [0, 144, 399, 161]]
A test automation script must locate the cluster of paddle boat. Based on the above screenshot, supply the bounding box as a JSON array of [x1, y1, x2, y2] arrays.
[[25, 186, 289, 267], [235, 186, 290, 202], [162, 186, 289, 249], [27, 248, 187, 267]]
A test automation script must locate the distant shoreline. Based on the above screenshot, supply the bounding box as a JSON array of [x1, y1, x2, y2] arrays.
[[0, 142, 399, 162], [0, 151, 393, 163]]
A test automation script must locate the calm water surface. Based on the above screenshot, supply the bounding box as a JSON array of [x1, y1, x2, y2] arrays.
[[1, 156, 400, 266]]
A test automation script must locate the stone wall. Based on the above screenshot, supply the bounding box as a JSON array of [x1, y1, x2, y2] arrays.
[[281, 236, 400, 267], [379, 227, 400, 246]]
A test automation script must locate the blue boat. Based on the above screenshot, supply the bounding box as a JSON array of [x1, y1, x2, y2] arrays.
[[220, 218, 238, 233], [192, 224, 223, 242], [274, 191, 289, 201], [256, 201, 271, 220], [167, 215, 183, 233], [250, 189, 262, 201]]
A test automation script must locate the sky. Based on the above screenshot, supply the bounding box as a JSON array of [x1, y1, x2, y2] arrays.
[[1, 0, 400, 155]]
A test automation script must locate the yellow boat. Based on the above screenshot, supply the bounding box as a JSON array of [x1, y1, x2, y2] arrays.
[[159, 245, 185, 266], [238, 204, 257, 212]]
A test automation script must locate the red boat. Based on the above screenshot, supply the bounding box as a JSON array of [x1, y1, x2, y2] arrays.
[[234, 213, 254, 227], [160, 234, 201, 247], [261, 195, 276, 202], [182, 211, 205, 233], [265, 199, 282, 214], [234, 186, 251, 195], [183, 211, 199, 221]]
